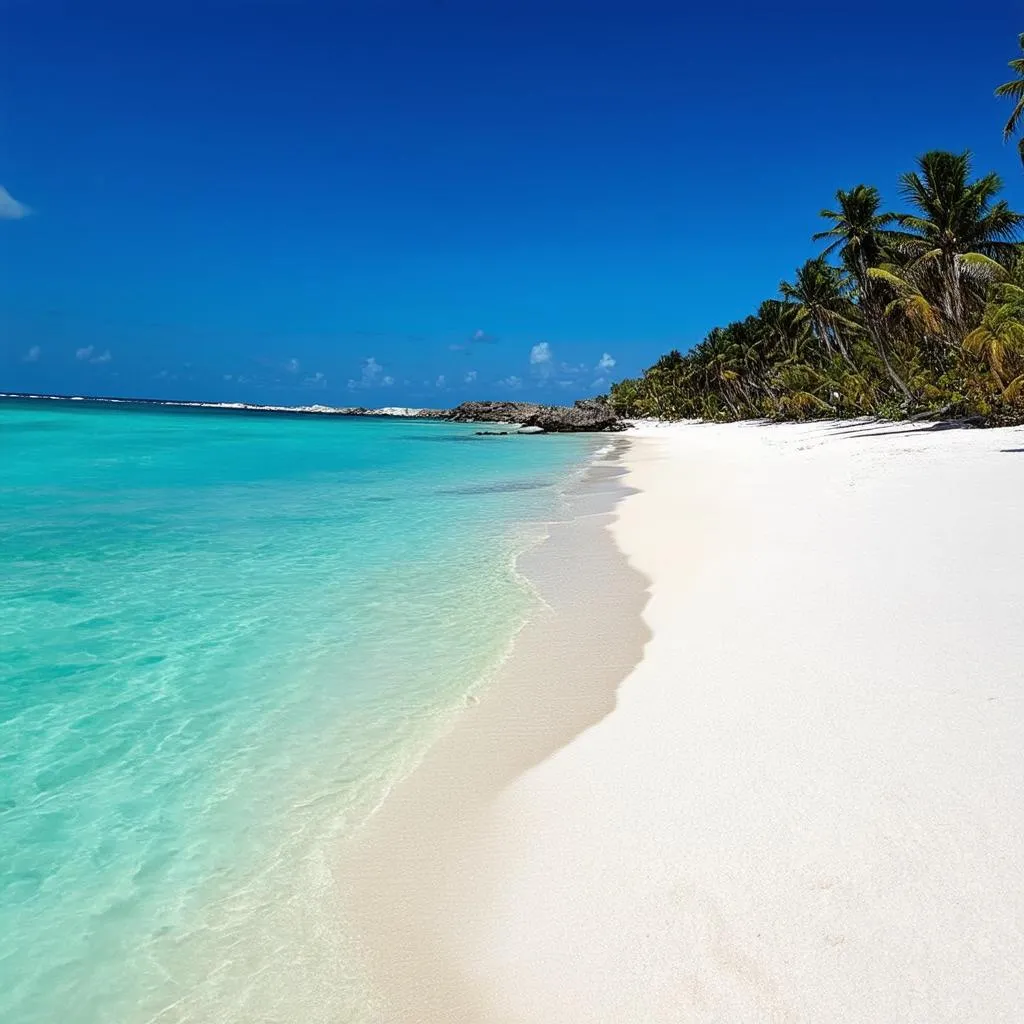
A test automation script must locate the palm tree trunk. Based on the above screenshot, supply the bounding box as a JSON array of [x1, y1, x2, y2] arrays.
[[943, 251, 966, 343], [874, 329, 914, 402], [864, 303, 914, 404], [829, 323, 862, 375]]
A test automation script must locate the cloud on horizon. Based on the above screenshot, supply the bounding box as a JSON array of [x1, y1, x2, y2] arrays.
[[22, 345, 41, 363], [596, 352, 616, 371], [0, 185, 30, 220]]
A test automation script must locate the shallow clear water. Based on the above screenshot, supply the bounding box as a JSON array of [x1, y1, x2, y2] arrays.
[[0, 398, 592, 1023]]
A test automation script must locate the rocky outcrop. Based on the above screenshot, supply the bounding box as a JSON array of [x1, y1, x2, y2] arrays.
[[445, 398, 624, 432]]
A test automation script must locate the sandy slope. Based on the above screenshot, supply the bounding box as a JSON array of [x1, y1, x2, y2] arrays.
[[451, 420, 1024, 1023]]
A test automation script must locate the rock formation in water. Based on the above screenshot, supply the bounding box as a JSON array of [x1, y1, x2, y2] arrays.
[[444, 398, 624, 432]]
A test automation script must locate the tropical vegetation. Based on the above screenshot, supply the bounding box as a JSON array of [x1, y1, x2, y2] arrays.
[[609, 39, 1024, 427]]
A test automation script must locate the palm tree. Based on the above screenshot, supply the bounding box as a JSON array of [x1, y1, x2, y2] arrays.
[[963, 285, 1024, 388], [996, 33, 1024, 165], [868, 263, 943, 338], [757, 299, 811, 362], [814, 185, 912, 400], [890, 151, 1022, 341], [780, 257, 858, 368], [814, 185, 894, 277]]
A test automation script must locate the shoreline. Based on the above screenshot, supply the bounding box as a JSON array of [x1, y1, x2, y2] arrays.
[[343, 419, 1024, 1023], [0, 393, 623, 431], [340, 438, 651, 1021]]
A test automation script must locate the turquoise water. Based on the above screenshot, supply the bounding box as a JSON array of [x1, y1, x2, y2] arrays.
[[0, 398, 592, 1023]]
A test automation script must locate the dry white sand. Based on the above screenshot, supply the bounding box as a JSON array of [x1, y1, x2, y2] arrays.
[[350, 420, 1024, 1023], [463, 420, 1024, 1023]]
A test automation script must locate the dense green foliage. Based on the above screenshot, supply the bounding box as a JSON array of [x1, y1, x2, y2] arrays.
[[610, 42, 1024, 426]]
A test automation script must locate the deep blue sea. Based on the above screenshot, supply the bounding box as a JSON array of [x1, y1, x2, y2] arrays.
[[0, 397, 593, 1023]]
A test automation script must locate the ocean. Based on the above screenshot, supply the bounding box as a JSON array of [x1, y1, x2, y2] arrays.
[[0, 396, 595, 1023]]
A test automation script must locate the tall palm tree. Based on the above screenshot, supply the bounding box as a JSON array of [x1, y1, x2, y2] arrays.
[[996, 33, 1024, 165], [757, 299, 811, 362], [890, 151, 1022, 341], [780, 257, 858, 368], [814, 185, 894, 278], [814, 185, 912, 399]]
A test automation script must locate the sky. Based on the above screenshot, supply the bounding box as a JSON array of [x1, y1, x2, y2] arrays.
[[2, 2, 1023, 406]]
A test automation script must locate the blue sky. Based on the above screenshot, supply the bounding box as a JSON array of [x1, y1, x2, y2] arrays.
[[2, 2, 1022, 405]]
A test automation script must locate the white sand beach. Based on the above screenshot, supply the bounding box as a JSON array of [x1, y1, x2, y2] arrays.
[[349, 420, 1024, 1023]]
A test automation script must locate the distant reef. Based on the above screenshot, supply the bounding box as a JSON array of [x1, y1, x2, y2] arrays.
[[0, 393, 626, 432], [208, 397, 625, 431]]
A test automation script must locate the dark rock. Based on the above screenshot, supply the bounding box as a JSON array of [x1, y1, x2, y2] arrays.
[[445, 398, 624, 432]]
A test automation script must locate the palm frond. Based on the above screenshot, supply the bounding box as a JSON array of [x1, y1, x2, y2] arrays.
[[1003, 373, 1024, 402]]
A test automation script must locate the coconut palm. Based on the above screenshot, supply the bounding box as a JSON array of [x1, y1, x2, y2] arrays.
[[889, 151, 1022, 340], [867, 263, 943, 337], [814, 185, 913, 399], [996, 33, 1024, 165], [814, 185, 894, 278], [757, 299, 812, 363], [963, 288, 1024, 387], [779, 258, 859, 367]]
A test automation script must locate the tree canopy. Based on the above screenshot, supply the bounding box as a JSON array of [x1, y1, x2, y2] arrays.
[[610, 39, 1024, 427]]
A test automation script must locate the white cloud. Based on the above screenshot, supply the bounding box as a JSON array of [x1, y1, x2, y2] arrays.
[[499, 375, 522, 390], [285, 357, 300, 374], [464, 369, 477, 384], [529, 341, 552, 366], [530, 341, 554, 381], [435, 375, 446, 388], [473, 329, 486, 341], [0, 185, 30, 220], [596, 352, 616, 371], [75, 345, 111, 364], [22, 345, 41, 363], [348, 356, 391, 390], [302, 371, 327, 389], [223, 373, 233, 381]]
